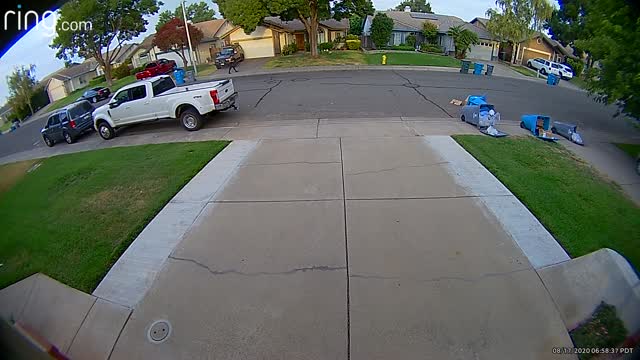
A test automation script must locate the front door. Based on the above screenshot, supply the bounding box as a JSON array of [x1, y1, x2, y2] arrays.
[[273, 31, 281, 55], [295, 34, 305, 50]]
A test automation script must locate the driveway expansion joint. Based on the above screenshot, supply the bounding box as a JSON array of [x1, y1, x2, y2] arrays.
[[350, 266, 533, 284], [167, 255, 346, 277]]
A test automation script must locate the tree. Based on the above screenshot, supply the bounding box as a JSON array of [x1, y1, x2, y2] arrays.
[[485, 0, 552, 63], [544, 0, 589, 57], [447, 25, 479, 59], [568, 0, 640, 119], [370, 13, 394, 48], [156, 1, 217, 31], [349, 15, 363, 36], [153, 18, 204, 68], [6, 65, 38, 116], [216, 0, 358, 57], [51, 0, 160, 86], [395, 0, 432, 13], [334, 0, 375, 19], [422, 21, 438, 43]]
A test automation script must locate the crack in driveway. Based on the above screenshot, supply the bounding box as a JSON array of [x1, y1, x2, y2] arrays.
[[168, 255, 346, 277], [345, 162, 450, 176]]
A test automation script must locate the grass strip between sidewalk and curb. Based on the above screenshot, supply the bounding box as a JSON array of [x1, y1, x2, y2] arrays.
[[264, 51, 461, 69], [0, 141, 229, 292], [453, 135, 640, 271]]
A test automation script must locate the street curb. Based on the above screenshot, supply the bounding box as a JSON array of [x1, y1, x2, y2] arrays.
[[92, 140, 258, 308]]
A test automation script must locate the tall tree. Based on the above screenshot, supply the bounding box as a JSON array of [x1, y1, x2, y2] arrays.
[[51, 0, 160, 86], [334, 0, 375, 19], [394, 0, 432, 13], [349, 15, 364, 36], [370, 13, 394, 48], [447, 25, 479, 59], [156, 1, 217, 31], [569, 0, 640, 119], [485, 0, 552, 63], [153, 18, 204, 67], [544, 0, 588, 57], [216, 0, 357, 57], [6, 65, 38, 116]]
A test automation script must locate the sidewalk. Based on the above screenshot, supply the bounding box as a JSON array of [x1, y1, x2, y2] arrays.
[[103, 133, 573, 359]]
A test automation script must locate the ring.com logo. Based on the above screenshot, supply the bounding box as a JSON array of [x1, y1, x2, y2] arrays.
[[3, 4, 92, 37]]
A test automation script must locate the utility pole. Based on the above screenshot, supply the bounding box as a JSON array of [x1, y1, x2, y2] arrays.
[[182, 0, 198, 77]]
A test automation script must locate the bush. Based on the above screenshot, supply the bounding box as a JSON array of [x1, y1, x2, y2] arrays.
[[405, 34, 417, 48], [305, 42, 310, 52], [346, 39, 361, 50], [371, 13, 394, 48], [318, 42, 333, 51], [282, 43, 298, 56], [566, 57, 584, 77], [346, 34, 360, 41], [112, 63, 131, 79], [420, 44, 444, 53], [132, 66, 145, 74], [382, 45, 415, 51], [89, 75, 106, 87]]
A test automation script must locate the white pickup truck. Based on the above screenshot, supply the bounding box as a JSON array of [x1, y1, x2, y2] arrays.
[[92, 75, 237, 140]]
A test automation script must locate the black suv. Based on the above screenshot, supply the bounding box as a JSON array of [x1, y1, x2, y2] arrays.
[[41, 100, 95, 146], [215, 44, 245, 69]]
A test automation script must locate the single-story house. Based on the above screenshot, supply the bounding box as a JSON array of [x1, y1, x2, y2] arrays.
[[363, 10, 499, 61], [43, 59, 101, 102], [131, 34, 158, 68], [100, 43, 139, 70], [470, 17, 575, 64], [217, 17, 349, 59], [0, 103, 13, 123]]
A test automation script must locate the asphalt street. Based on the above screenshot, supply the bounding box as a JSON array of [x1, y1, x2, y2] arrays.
[[1, 69, 637, 159]]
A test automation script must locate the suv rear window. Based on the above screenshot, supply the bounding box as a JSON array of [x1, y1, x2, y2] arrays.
[[69, 101, 94, 119]]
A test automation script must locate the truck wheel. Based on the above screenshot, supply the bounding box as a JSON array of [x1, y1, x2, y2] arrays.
[[180, 109, 204, 131], [43, 135, 54, 147], [97, 122, 116, 140], [461, 115, 466, 122], [63, 131, 74, 144]]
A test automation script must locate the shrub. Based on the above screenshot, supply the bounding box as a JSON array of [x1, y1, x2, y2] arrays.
[[112, 63, 131, 79], [371, 13, 394, 48], [333, 35, 345, 44], [318, 42, 333, 51], [132, 66, 146, 74], [405, 34, 417, 48], [283, 43, 299, 55], [420, 44, 443, 53], [89, 75, 106, 87], [346, 34, 360, 41], [346, 39, 361, 50], [382, 45, 415, 51], [566, 57, 584, 77]]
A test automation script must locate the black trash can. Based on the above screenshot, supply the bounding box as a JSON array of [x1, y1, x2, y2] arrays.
[[485, 64, 494, 76], [460, 60, 471, 74]]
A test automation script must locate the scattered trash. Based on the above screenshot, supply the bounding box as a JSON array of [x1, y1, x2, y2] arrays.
[[552, 121, 585, 146], [521, 114, 558, 142], [27, 163, 42, 173], [450, 99, 464, 106], [461, 95, 508, 137]]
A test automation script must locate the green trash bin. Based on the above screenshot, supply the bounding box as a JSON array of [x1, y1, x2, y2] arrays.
[[460, 60, 471, 74]]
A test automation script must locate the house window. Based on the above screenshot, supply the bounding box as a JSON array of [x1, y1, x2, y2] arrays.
[[393, 32, 402, 46], [318, 31, 326, 43]]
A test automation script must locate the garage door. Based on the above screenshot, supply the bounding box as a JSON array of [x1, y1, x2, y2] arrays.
[[467, 43, 493, 61], [236, 38, 275, 59]]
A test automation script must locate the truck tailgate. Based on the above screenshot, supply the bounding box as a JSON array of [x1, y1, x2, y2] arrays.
[[215, 80, 235, 101]]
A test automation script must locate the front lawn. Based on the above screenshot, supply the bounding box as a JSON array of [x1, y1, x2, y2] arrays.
[[570, 76, 588, 89], [453, 135, 640, 270], [264, 51, 367, 68], [615, 143, 640, 158], [510, 65, 538, 77], [364, 52, 461, 67], [0, 141, 229, 292], [48, 75, 137, 111]]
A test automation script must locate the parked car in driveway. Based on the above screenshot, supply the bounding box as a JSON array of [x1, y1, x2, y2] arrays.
[[558, 63, 574, 80], [527, 58, 573, 79], [41, 100, 95, 146], [215, 44, 245, 69], [92, 75, 238, 140], [135, 59, 177, 80], [79, 87, 111, 103]]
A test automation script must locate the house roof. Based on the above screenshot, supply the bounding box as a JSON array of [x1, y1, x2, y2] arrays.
[[138, 34, 156, 52], [383, 11, 493, 40], [101, 43, 138, 65], [193, 19, 227, 41], [262, 17, 349, 33], [51, 59, 99, 81], [470, 17, 489, 29]]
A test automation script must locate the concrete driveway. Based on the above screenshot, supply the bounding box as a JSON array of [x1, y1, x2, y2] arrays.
[[108, 135, 574, 359]]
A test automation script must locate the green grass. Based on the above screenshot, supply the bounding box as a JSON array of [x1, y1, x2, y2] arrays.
[[615, 143, 640, 158], [196, 63, 218, 76], [48, 75, 137, 111], [453, 135, 640, 270], [570, 76, 588, 89], [0, 141, 229, 292], [570, 303, 628, 359], [364, 52, 461, 67], [265, 51, 367, 68], [0, 121, 12, 132], [510, 65, 537, 77]]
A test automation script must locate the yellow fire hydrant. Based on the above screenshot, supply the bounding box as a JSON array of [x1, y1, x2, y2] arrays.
[[382, 54, 387, 65]]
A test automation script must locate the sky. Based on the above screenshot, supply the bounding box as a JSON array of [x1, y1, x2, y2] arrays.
[[0, 0, 522, 104]]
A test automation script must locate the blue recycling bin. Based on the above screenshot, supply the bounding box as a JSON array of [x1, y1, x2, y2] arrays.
[[466, 95, 487, 106], [174, 68, 186, 85], [473, 63, 484, 75], [546, 73, 559, 86]]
